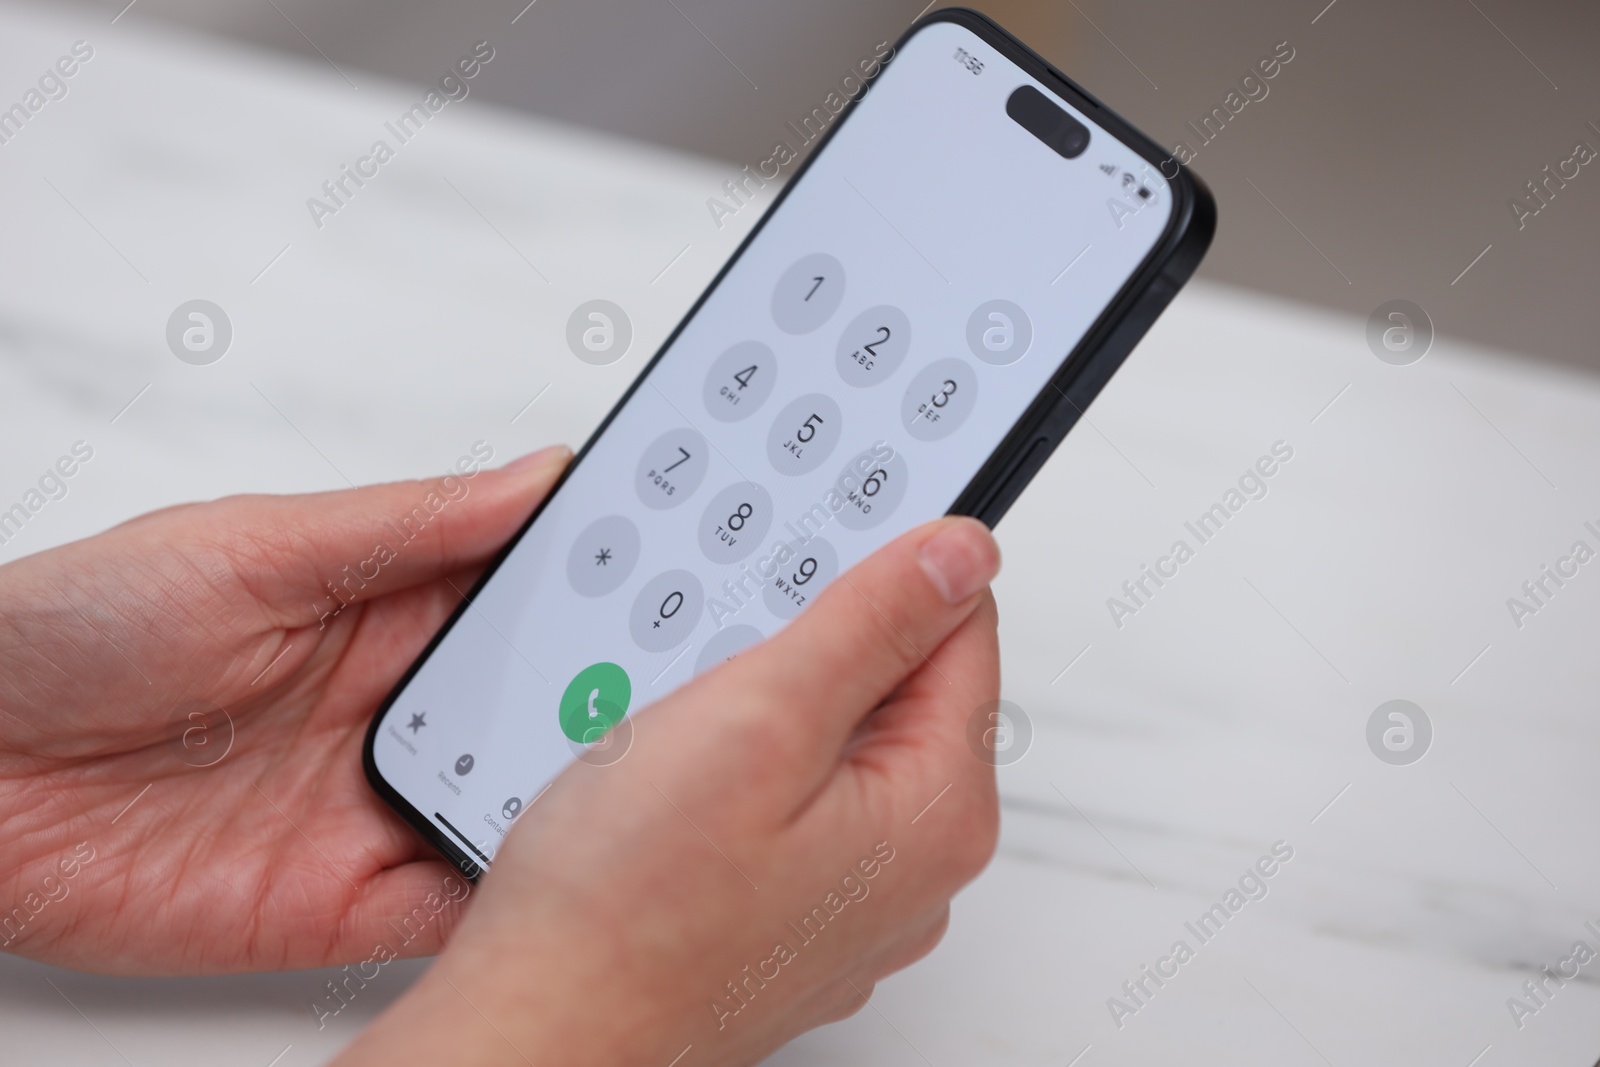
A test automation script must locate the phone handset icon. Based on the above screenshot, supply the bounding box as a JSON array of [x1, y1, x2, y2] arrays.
[[559, 662, 632, 745]]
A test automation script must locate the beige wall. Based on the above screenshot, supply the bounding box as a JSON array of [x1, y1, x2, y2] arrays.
[[79, 0, 1600, 372], [1028, 0, 1600, 375]]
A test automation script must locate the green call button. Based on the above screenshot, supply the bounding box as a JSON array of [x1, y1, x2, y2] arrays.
[[559, 662, 631, 744]]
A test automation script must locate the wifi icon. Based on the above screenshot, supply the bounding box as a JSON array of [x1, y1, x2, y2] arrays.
[[1098, 163, 1116, 175]]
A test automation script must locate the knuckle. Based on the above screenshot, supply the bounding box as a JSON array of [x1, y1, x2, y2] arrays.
[[947, 782, 1000, 883], [808, 980, 871, 1028], [835, 980, 873, 1021], [899, 910, 950, 970]]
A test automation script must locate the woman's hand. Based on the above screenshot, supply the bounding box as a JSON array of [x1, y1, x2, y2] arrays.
[[0, 445, 1004, 1067], [0, 445, 570, 974], [337, 517, 1003, 1067]]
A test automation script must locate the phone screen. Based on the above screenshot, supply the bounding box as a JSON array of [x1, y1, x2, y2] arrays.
[[370, 17, 1175, 867]]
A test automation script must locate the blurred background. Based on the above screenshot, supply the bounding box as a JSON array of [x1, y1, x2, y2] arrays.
[[98, 0, 1600, 373]]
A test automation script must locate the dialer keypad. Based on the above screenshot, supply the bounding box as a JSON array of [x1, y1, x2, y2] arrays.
[[567, 250, 1032, 682]]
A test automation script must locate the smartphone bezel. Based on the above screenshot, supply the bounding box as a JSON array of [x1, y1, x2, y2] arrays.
[[362, 6, 1215, 878]]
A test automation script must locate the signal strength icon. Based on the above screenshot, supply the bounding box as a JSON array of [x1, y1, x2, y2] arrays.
[[1098, 163, 1116, 176]]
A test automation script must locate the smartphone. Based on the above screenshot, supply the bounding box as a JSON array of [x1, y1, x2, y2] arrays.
[[364, 8, 1215, 876]]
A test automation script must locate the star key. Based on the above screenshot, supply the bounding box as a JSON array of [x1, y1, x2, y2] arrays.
[[595, 547, 612, 566]]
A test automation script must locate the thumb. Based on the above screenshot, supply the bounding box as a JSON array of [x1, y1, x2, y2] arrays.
[[714, 516, 1000, 777], [167, 445, 570, 625]]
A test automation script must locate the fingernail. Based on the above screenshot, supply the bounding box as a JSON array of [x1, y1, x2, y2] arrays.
[[503, 445, 571, 473], [918, 518, 1000, 604]]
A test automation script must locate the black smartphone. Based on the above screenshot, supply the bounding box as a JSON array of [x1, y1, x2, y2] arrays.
[[364, 8, 1214, 875]]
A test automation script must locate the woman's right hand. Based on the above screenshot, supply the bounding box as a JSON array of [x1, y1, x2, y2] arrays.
[[338, 516, 1004, 1067]]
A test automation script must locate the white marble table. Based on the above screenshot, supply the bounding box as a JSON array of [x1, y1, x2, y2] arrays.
[[4, 4, 1600, 1066]]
